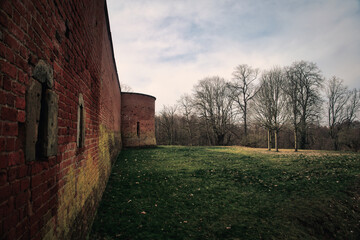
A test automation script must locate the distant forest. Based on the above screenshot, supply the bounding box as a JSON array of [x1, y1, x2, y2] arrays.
[[155, 61, 360, 151]]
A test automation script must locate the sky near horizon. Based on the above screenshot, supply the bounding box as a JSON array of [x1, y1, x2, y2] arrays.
[[107, 0, 360, 111]]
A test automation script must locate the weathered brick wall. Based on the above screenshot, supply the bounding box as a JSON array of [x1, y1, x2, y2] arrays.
[[121, 92, 156, 147], [0, 0, 121, 239]]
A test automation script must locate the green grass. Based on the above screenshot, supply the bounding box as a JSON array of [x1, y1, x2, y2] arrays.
[[90, 146, 360, 240]]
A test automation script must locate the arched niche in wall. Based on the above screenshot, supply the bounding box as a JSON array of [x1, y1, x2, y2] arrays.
[[77, 93, 85, 148], [25, 60, 58, 161]]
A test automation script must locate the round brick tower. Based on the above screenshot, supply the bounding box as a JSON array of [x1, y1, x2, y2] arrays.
[[121, 92, 156, 147]]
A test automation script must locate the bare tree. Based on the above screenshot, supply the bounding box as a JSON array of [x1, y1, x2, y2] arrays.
[[152, 60, 360, 151], [284, 67, 300, 151], [254, 67, 288, 151], [284, 61, 323, 150], [254, 76, 274, 151], [193, 76, 234, 145], [270, 68, 288, 152], [120, 83, 133, 92], [345, 88, 360, 123], [326, 77, 350, 150], [178, 94, 194, 145], [228, 64, 259, 137], [159, 105, 177, 145]]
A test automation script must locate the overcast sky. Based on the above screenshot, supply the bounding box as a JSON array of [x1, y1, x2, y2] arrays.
[[107, 0, 360, 111]]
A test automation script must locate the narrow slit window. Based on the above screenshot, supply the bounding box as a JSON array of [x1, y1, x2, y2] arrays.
[[35, 86, 47, 158], [79, 105, 84, 146], [137, 122, 140, 137], [77, 94, 85, 148]]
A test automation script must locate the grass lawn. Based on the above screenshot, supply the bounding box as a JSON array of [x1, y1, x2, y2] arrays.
[[90, 146, 360, 240]]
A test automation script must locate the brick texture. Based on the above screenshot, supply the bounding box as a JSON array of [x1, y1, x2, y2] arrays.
[[121, 93, 156, 147], [0, 0, 122, 239]]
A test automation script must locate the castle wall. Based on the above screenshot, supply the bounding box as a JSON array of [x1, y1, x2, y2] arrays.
[[121, 93, 156, 147], [0, 0, 121, 239]]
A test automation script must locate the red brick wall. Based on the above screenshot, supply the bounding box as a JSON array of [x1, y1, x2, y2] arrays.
[[121, 93, 156, 147], [0, 0, 121, 239]]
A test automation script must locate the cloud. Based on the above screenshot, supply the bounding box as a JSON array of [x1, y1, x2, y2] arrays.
[[107, 0, 360, 111]]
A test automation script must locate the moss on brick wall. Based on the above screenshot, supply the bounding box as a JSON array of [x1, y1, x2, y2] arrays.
[[0, 1, 122, 239]]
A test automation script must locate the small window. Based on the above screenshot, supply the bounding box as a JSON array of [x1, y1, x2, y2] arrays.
[[35, 86, 47, 158], [137, 122, 140, 137], [77, 94, 85, 148], [79, 105, 84, 144], [26, 80, 58, 161]]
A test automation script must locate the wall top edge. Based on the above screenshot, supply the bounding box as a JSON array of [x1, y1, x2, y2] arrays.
[[121, 92, 156, 100]]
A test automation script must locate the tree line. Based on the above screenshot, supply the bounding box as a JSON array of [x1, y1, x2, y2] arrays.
[[156, 61, 360, 151]]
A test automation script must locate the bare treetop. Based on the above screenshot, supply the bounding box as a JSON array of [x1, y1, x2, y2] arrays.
[[193, 76, 234, 145], [121, 83, 133, 92], [231, 64, 259, 103], [284, 60, 324, 150], [228, 64, 260, 137]]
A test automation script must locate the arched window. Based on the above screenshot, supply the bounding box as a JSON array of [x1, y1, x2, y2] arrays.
[[26, 60, 58, 161]]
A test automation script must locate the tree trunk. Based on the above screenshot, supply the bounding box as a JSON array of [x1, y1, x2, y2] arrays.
[[334, 127, 339, 151], [299, 119, 307, 149], [204, 120, 212, 145], [170, 131, 173, 145], [243, 104, 247, 136], [294, 128, 298, 152], [186, 121, 192, 146], [267, 129, 271, 151], [216, 133, 225, 146], [275, 130, 279, 152], [330, 126, 339, 151], [300, 130, 306, 149], [334, 136, 339, 151]]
